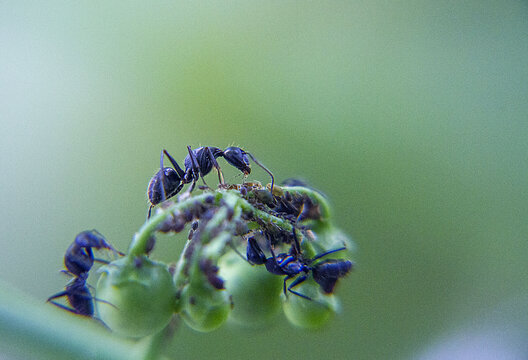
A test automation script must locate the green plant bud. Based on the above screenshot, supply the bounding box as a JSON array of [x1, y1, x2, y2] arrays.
[[218, 252, 282, 327], [282, 278, 340, 329], [179, 280, 231, 333], [308, 226, 354, 256], [96, 256, 176, 338]]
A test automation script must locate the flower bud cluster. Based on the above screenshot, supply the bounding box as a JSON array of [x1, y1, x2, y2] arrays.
[[59, 182, 353, 338]]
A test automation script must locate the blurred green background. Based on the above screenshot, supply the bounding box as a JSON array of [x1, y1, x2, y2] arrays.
[[1, 1, 527, 359]]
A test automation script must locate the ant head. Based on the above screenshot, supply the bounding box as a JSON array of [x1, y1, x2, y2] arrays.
[[147, 167, 182, 205], [223, 147, 251, 175], [75, 230, 111, 250]]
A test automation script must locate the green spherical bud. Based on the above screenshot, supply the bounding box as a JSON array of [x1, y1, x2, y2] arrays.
[[218, 252, 282, 327], [311, 226, 354, 254], [179, 280, 231, 332], [282, 278, 340, 329], [96, 256, 175, 338]]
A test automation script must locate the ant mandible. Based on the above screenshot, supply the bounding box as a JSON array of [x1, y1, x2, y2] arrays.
[[147, 146, 275, 218], [246, 229, 353, 300]]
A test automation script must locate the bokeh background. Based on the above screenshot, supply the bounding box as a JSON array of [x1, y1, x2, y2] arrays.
[[1, 1, 527, 359]]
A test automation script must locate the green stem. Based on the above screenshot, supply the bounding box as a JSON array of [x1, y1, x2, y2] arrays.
[[128, 193, 212, 256], [0, 279, 136, 360], [139, 316, 179, 360]]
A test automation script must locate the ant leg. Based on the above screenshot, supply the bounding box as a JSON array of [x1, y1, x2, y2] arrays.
[[47, 291, 68, 302], [93, 257, 110, 264], [48, 300, 83, 315], [266, 232, 278, 261], [287, 275, 312, 301], [60, 270, 74, 277], [163, 149, 185, 178], [246, 152, 274, 194], [92, 297, 118, 309], [311, 247, 347, 262], [205, 147, 225, 185], [186, 146, 201, 193], [282, 275, 292, 297], [291, 228, 302, 256], [147, 205, 153, 219], [93, 316, 112, 331]]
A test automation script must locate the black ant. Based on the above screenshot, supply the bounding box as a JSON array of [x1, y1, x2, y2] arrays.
[[245, 230, 353, 300], [48, 230, 122, 325], [63, 230, 124, 277], [147, 149, 186, 218], [147, 146, 274, 218], [47, 273, 95, 317]]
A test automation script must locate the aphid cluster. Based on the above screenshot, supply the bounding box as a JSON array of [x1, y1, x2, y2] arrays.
[[147, 147, 352, 302], [47, 230, 122, 323]]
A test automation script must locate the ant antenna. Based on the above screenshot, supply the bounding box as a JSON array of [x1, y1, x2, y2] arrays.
[[245, 152, 274, 194]]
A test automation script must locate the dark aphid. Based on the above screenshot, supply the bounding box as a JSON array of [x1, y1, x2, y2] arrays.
[[253, 189, 275, 207], [199, 258, 225, 290], [147, 149, 185, 218], [296, 197, 322, 222], [245, 230, 353, 300], [64, 230, 123, 277], [145, 235, 156, 255], [157, 212, 186, 233], [271, 192, 321, 223]]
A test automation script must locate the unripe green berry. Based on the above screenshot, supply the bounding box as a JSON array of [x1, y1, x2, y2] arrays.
[[218, 252, 282, 327], [282, 278, 339, 329], [96, 256, 176, 338], [179, 280, 231, 332]]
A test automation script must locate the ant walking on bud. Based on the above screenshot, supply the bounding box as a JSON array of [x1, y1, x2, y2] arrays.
[[147, 146, 274, 218], [47, 230, 122, 325], [245, 229, 353, 300]]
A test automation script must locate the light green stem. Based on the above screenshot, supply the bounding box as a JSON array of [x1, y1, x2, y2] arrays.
[[0, 279, 136, 360]]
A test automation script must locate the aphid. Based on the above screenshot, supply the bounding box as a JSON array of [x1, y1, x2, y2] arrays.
[[146, 146, 275, 217], [199, 258, 225, 290], [147, 149, 185, 218], [64, 230, 123, 277], [245, 230, 353, 300], [272, 192, 321, 223]]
